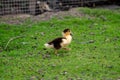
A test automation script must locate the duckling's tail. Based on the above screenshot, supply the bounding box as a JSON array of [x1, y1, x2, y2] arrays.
[[44, 43, 53, 48]]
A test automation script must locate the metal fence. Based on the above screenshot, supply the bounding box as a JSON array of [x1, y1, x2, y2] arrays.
[[0, 0, 114, 16], [0, 0, 37, 15]]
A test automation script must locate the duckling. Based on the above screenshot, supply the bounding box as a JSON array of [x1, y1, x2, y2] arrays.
[[44, 28, 72, 54]]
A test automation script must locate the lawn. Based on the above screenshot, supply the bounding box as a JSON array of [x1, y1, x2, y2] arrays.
[[0, 8, 120, 80]]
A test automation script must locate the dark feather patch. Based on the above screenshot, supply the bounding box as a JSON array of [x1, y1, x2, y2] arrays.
[[48, 37, 66, 50]]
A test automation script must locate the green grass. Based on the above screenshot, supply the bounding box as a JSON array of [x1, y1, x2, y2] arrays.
[[0, 8, 120, 80]]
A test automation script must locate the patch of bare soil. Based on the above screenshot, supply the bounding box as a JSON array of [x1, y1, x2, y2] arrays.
[[0, 5, 120, 25], [0, 14, 31, 25], [0, 8, 84, 25], [33, 8, 84, 21]]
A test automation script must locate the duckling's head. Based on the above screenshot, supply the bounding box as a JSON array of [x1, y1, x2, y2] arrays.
[[62, 28, 72, 37]]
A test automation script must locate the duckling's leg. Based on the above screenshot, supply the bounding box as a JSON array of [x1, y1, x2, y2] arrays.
[[55, 50, 58, 54]]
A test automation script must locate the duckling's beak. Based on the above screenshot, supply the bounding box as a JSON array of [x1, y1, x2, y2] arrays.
[[70, 33, 73, 36]]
